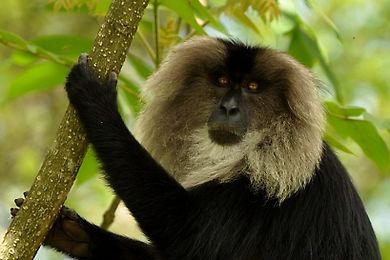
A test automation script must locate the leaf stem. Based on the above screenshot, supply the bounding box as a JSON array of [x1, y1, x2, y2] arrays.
[[137, 30, 156, 63], [153, 0, 160, 67]]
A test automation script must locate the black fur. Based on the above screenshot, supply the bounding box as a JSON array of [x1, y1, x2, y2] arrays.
[[220, 39, 260, 74], [58, 54, 381, 259]]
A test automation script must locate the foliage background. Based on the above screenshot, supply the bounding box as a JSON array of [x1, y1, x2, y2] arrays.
[[0, 0, 389, 259]]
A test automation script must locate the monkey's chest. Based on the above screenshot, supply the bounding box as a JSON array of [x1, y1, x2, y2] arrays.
[[175, 177, 321, 260], [174, 178, 266, 259]]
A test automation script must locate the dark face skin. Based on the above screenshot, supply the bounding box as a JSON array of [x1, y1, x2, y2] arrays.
[[172, 39, 289, 147], [207, 41, 263, 146], [207, 73, 260, 145]]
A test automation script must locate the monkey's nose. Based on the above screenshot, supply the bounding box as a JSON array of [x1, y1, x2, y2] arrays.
[[220, 102, 239, 117], [220, 91, 240, 117]]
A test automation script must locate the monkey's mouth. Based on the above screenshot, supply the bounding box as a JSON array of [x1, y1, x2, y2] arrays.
[[208, 126, 243, 146]]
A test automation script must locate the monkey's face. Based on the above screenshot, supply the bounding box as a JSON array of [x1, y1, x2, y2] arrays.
[[204, 41, 291, 146]]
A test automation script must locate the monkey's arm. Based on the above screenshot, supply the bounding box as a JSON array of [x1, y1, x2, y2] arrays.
[[11, 199, 159, 260], [46, 208, 159, 260], [65, 55, 191, 248]]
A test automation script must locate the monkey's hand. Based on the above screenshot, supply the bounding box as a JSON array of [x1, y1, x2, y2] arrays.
[[65, 54, 118, 114], [11, 194, 92, 258]]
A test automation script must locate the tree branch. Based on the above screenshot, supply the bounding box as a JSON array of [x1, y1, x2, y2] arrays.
[[0, 0, 149, 259]]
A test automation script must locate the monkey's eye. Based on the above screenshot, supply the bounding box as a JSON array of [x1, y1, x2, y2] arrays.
[[217, 76, 230, 87], [247, 81, 259, 92]]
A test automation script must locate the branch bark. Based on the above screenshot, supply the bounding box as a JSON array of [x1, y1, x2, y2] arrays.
[[0, 1, 149, 259]]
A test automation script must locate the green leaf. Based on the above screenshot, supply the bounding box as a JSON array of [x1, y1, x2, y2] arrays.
[[328, 115, 390, 173], [0, 30, 73, 66], [225, 0, 280, 22], [93, 0, 111, 15], [10, 52, 38, 66], [189, 0, 227, 33], [287, 24, 343, 103], [363, 113, 390, 130], [318, 57, 342, 103], [324, 133, 353, 154], [299, 29, 342, 103], [32, 35, 93, 57], [160, 0, 205, 34], [305, 0, 341, 40], [229, 8, 260, 34], [288, 27, 315, 67], [119, 74, 140, 94], [118, 79, 141, 115], [36, 48, 71, 65], [0, 30, 28, 48], [127, 53, 154, 79], [76, 148, 99, 185], [325, 101, 365, 118], [6, 62, 68, 100]]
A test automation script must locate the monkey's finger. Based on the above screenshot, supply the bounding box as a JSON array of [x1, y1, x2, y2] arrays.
[[108, 72, 118, 88], [61, 206, 79, 221], [78, 53, 88, 65], [23, 191, 29, 198], [10, 208, 19, 217], [14, 198, 24, 207]]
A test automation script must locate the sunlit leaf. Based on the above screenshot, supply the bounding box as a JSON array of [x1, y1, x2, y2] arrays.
[[325, 102, 389, 171], [325, 101, 365, 118], [160, 0, 205, 34], [364, 113, 390, 130], [229, 8, 260, 34], [328, 115, 389, 173], [225, 0, 280, 22], [189, 0, 227, 33], [159, 19, 181, 49], [305, 0, 341, 40]]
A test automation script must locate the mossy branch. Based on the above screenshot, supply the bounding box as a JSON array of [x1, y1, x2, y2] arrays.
[[0, 0, 149, 259]]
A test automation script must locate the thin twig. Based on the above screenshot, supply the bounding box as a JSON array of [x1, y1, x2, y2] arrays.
[[153, 0, 160, 67], [137, 30, 157, 63], [100, 196, 121, 230]]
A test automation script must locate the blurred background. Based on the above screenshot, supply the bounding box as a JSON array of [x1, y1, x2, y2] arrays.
[[0, 0, 389, 259]]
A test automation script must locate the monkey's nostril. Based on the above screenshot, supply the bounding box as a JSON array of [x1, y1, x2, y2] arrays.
[[228, 107, 239, 116], [220, 104, 239, 117], [219, 104, 227, 114]]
